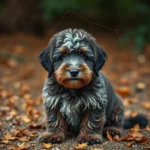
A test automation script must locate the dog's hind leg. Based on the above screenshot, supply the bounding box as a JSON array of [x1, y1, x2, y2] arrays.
[[103, 96, 124, 137]]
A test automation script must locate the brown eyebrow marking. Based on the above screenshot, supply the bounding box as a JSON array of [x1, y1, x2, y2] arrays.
[[79, 47, 88, 52], [59, 47, 69, 53]]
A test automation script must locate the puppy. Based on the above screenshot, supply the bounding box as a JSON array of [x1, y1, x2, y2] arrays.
[[38, 29, 146, 145]]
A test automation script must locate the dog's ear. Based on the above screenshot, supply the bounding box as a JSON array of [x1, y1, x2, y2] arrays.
[[94, 44, 107, 76], [38, 45, 53, 77]]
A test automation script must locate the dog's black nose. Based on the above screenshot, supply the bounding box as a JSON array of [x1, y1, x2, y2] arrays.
[[70, 69, 79, 77]]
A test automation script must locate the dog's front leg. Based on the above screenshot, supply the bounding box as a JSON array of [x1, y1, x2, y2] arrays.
[[38, 106, 68, 143], [77, 109, 105, 145]]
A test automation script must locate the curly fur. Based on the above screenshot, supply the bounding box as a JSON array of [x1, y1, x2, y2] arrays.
[[38, 28, 125, 145]]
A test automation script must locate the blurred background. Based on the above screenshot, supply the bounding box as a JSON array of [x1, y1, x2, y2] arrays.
[[0, 1, 150, 149], [0, 0, 150, 53]]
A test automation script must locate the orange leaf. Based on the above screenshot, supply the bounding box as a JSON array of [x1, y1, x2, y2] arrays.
[[142, 102, 150, 109], [21, 115, 31, 123], [91, 148, 103, 150], [126, 141, 135, 147], [130, 131, 143, 138], [42, 143, 52, 149], [106, 131, 113, 141], [116, 87, 131, 97], [136, 136, 148, 144], [74, 143, 88, 150], [145, 126, 150, 131], [131, 124, 140, 132], [19, 142, 29, 149], [0, 140, 9, 144], [4, 133, 17, 141]]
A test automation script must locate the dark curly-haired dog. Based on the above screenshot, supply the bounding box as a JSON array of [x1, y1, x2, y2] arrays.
[[38, 29, 148, 145]]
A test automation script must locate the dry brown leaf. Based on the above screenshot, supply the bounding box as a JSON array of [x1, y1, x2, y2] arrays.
[[145, 126, 150, 131], [4, 133, 17, 141], [74, 143, 88, 150], [7, 144, 20, 150], [144, 146, 150, 150], [0, 140, 9, 144], [42, 143, 52, 149], [0, 121, 3, 128], [19, 136, 29, 142], [135, 136, 148, 144], [7, 59, 18, 68], [126, 141, 135, 147], [142, 102, 150, 109], [9, 110, 17, 116], [120, 135, 131, 141], [0, 90, 8, 98], [106, 131, 113, 141], [91, 148, 103, 150], [35, 96, 42, 105], [119, 78, 130, 85], [21, 115, 31, 123], [116, 87, 131, 97], [19, 84, 30, 96], [13, 129, 26, 137], [124, 110, 138, 117], [131, 124, 140, 132], [19, 142, 29, 149], [130, 131, 143, 138], [136, 82, 146, 91]]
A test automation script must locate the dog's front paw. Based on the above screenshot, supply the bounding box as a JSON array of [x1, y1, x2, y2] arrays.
[[38, 132, 65, 144], [77, 134, 103, 145], [103, 127, 122, 137]]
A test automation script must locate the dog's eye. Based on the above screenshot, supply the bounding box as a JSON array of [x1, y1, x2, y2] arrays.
[[80, 53, 86, 58]]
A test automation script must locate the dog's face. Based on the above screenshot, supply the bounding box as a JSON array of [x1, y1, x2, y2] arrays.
[[39, 29, 107, 89]]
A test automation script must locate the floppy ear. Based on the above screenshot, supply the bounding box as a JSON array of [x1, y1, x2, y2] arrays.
[[38, 45, 53, 77], [94, 44, 107, 76]]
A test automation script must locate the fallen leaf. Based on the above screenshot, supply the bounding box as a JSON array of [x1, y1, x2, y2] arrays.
[[74, 143, 88, 150], [91, 148, 103, 150], [144, 146, 150, 150], [19, 136, 29, 142], [19, 142, 29, 149], [136, 82, 146, 91], [21, 115, 31, 123], [131, 124, 140, 132], [0, 140, 9, 144], [142, 102, 150, 109], [126, 141, 135, 147], [42, 143, 52, 149], [4, 133, 17, 141], [106, 131, 113, 141], [145, 126, 150, 131], [116, 87, 131, 97], [135, 136, 148, 144], [8, 145, 20, 150], [9, 110, 17, 116], [130, 131, 143, 138]]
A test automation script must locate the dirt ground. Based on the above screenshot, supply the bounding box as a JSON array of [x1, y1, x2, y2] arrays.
[[0, 31, 150, 150]]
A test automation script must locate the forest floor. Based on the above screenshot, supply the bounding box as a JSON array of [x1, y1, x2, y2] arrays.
[[0, 31, 150, 150]]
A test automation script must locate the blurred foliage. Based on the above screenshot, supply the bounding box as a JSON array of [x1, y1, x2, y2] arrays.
[[0, 0, 5, 14], [38, 0, 150, 53], [117, 0, 150, 53], [0, 0, 149, 53]]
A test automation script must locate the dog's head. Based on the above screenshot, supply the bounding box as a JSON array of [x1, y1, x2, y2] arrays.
[[39, 29, 107, 89]]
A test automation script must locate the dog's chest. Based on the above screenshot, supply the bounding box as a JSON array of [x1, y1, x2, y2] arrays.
[[60, 94, 84, 127]]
